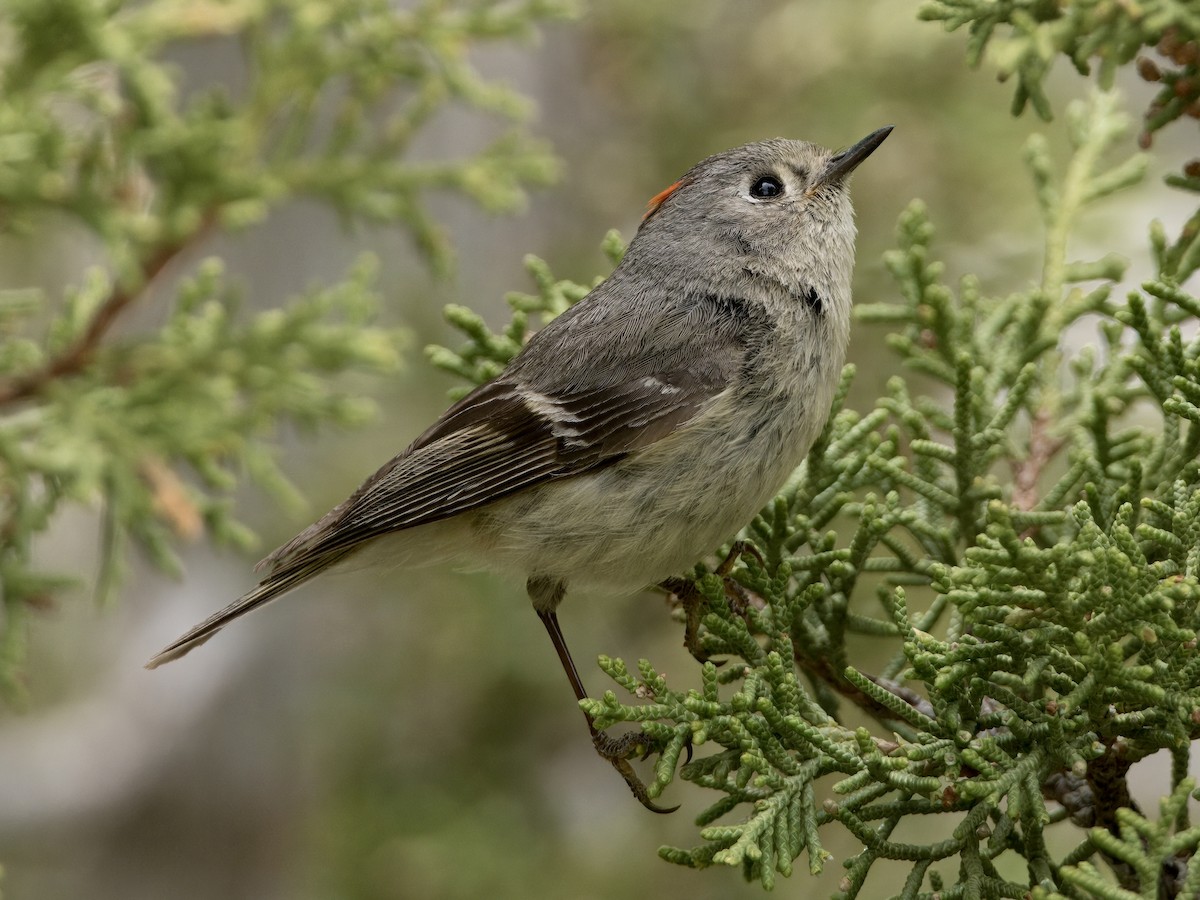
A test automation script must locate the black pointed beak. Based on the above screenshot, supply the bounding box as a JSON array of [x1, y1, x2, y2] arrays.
[[808, 126, 893, 194]]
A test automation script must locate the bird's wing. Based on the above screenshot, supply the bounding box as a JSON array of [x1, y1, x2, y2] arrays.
[[258, 367, 727, 569]]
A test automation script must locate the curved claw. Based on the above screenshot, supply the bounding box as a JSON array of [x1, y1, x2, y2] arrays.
[[609, 752, 679, 814], [655, 730, 695, 766], [647, 800, 681, 814], [593, 731, 680, 814]]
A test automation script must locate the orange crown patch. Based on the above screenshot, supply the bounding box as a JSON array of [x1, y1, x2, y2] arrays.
[[642, 180, 681, 221]]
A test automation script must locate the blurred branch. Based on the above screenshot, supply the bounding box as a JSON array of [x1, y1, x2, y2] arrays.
[[0, 214, 214, 407]]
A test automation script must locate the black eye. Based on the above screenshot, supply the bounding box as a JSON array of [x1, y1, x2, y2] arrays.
[[750, 175, 784, 199]]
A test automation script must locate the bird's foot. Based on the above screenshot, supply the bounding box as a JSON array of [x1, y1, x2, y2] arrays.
[[662, 542, 765, 663], [717, 541, 766, 619], [591, 729, 691, 814], [661, 576, 718, 665], [715, 539, 765, 577]]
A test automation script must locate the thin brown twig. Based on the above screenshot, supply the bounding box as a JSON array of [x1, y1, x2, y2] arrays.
[[793, 648, 914, 723], [0, 216, 214, 407], [1011, 407, 1065, 515]]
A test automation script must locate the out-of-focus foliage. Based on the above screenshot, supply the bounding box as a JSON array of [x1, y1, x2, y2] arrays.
[[437, 28, 1200, 900], [921, 0, 1200, 285], [919, 0, 1198, 124], [0, 0, 573, 700]]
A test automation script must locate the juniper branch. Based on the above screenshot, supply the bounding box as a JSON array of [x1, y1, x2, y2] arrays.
[[0, 211, 216, 406]]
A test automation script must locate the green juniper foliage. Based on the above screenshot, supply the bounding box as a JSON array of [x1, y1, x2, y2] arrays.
[[429, 20, 1200, 900], [918, 0, 1199, 123], [0, 0, 572, 699], [921, 0, 1200, 283]]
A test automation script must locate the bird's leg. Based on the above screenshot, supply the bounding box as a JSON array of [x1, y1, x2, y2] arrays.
[[532, 592, 679, 815]]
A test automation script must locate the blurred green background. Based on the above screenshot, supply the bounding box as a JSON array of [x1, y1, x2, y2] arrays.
[[0, 2, 1185, 898]]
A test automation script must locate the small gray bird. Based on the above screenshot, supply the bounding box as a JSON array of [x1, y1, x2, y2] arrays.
[[147, 127, 892, 810]]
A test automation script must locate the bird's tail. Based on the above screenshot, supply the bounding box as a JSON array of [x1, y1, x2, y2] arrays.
[[144, 550, 352, 669]]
